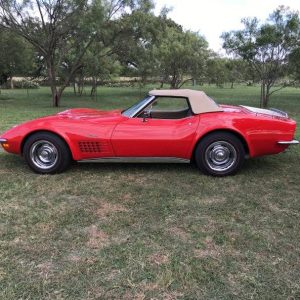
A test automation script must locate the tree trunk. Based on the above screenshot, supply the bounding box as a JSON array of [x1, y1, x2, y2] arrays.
[[264, 84, 271, 108], [260, 81, 265, 108], [260, 81, 271, 108], [77, 75, 84, 96], [50, 86, 61, 107], [9, 77, 14, 89], [231, 81, 234, 89], [73, 81, 77, 95], [90, 77, 97, 97], [170, 76, 176, 89], [47, 60, 60, 107]]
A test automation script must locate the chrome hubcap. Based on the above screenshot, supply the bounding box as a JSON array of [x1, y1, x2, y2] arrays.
[[30, 140, 58, 170], [205, 141, 237, 172]]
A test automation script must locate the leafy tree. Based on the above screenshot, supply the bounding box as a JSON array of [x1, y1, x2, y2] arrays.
[[0, 0, 150, 106], [289, 47, 300, 82], [153, 27, 209, 89], [221, 6, 300, 107], [112, 11, 209, 89], [107, 5, 164, 84], [0, 29, 35, 87], [0, 0, 100, 106], [225, 59, 248, 88], [206, 57, 227, 87], [84, 47, 121, 97]]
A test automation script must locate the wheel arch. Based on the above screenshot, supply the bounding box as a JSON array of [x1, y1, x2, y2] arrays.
[[21, 130, 74, 159], [192, 129, 250, 160]]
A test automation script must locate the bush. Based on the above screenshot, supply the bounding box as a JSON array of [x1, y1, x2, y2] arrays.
[[14, 79, 40, 89]]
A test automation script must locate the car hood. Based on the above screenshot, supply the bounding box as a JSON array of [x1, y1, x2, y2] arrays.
[[56, 108, 123, 120], [0, 108, 124, 137]]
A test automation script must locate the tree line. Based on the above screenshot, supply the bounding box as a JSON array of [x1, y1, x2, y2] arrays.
[[0, 1, 300, 107]]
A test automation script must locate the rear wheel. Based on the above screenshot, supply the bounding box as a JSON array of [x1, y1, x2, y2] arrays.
[[195, 132, 245, 176], [23, 132, 71, 174]]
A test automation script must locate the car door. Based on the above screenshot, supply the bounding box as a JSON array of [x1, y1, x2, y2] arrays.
[[111, 97, 199, 158]]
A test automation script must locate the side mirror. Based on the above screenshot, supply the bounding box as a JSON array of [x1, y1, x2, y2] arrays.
[[142, 110, 151, 122]]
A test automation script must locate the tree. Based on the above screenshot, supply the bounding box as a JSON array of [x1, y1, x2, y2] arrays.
[[0, 0, 146, 106], [206, 57, 227, 87], [221, 6, 300, 107], [0, 28, 35, 88], [107, 5, 164, 84], [84, 47, 121, 97], [289, 47, 300, 82], [225, 59, 248, 88], [112, 10, 209, 89], [0, 0, 99, 106], [153, 27, 209, 89]]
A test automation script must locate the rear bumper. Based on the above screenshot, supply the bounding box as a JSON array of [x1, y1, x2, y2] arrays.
[[277, 140, 299, 145]]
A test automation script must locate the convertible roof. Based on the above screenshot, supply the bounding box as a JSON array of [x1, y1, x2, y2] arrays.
[[149, 89, 223, 114]]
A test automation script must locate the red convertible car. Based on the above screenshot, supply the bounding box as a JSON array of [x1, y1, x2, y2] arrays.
[[0, 89, 298, 176]]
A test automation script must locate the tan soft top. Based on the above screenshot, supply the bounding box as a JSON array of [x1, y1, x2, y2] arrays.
[[149, 89, 223, 114]]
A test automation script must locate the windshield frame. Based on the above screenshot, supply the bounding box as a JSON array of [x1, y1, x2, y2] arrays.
[[122, 95, 155, 118]]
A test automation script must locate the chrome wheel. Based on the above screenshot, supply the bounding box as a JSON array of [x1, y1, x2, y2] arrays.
[[30, 140, 58, 170], [205, 141, 237, 172]]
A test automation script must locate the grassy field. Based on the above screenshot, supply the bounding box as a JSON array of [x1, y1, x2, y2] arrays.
[[0, 85, 299, 299]]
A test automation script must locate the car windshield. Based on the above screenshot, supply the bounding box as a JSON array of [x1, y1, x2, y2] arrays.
[[122, 95, 153, 117]]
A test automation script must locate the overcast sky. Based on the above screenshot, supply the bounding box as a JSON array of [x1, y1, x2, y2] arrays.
[[154, 0, 300, 53]]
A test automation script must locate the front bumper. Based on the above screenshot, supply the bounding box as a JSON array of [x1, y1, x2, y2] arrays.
[[0, 138, 7, 143], [277, 140, 299, 145]]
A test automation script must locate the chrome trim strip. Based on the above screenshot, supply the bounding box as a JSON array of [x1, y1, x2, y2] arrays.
[[0, 138, 7, 143], [129, 95, 155, 118], [78, 157, 190, 164], [270, 108, 288, 118], [240, 106, 289, 118], [277, 140, 299, 145]]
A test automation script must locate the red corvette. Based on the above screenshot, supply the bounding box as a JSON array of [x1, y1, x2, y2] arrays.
[[0, 89, 298, 176]]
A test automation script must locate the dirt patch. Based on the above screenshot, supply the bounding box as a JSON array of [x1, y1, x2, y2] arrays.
[[162, 291, 184, 300], [67, 254, 82, 262], [37, 222, 55, 234], [133, 292, 145, 300], [168, 227, 190, 242], [200, 197, 226, 205], [123, 193, 134, 202], [0, 267, 6, 281], [86, 225, 110, 249], [143, 282, 159, 292], [194, 236, 223, 259], [148, 252, 170, 266], [36, 261, 54, 279], [96, 202, 128, 218], [105, 269, 121, 281]]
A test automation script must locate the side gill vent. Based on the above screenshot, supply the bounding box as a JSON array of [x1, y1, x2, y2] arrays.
[[79, 141, 101, 153]]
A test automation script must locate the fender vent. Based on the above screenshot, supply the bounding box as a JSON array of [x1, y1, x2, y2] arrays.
[[79, 141, 101, 153]]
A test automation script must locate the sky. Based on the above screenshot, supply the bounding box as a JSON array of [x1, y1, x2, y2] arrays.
[[154, 0, 300, 53]]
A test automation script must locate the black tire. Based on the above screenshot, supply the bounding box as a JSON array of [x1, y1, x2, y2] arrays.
[[195, 132, 245, 176], [23, 132, 71, 174]]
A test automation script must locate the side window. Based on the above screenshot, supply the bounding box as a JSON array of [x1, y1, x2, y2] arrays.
[[152, 97, 189, 111], [138, 97, 191, 120]]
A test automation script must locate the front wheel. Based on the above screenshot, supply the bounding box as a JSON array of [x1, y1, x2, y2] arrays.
[[195, 132, 245, 176], [23, 132, 71, 174]]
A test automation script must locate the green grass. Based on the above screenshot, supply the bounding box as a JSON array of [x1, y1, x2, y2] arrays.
[[0, 85, 300, 299]]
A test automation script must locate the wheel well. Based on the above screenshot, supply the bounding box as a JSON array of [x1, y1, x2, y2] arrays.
[[21, 130, 73, 158], [192, 129, 249, 160]]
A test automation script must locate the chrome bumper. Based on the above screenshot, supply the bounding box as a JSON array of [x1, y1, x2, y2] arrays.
[[0, 138, 7, 143], [277, 140, 299, 145]]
